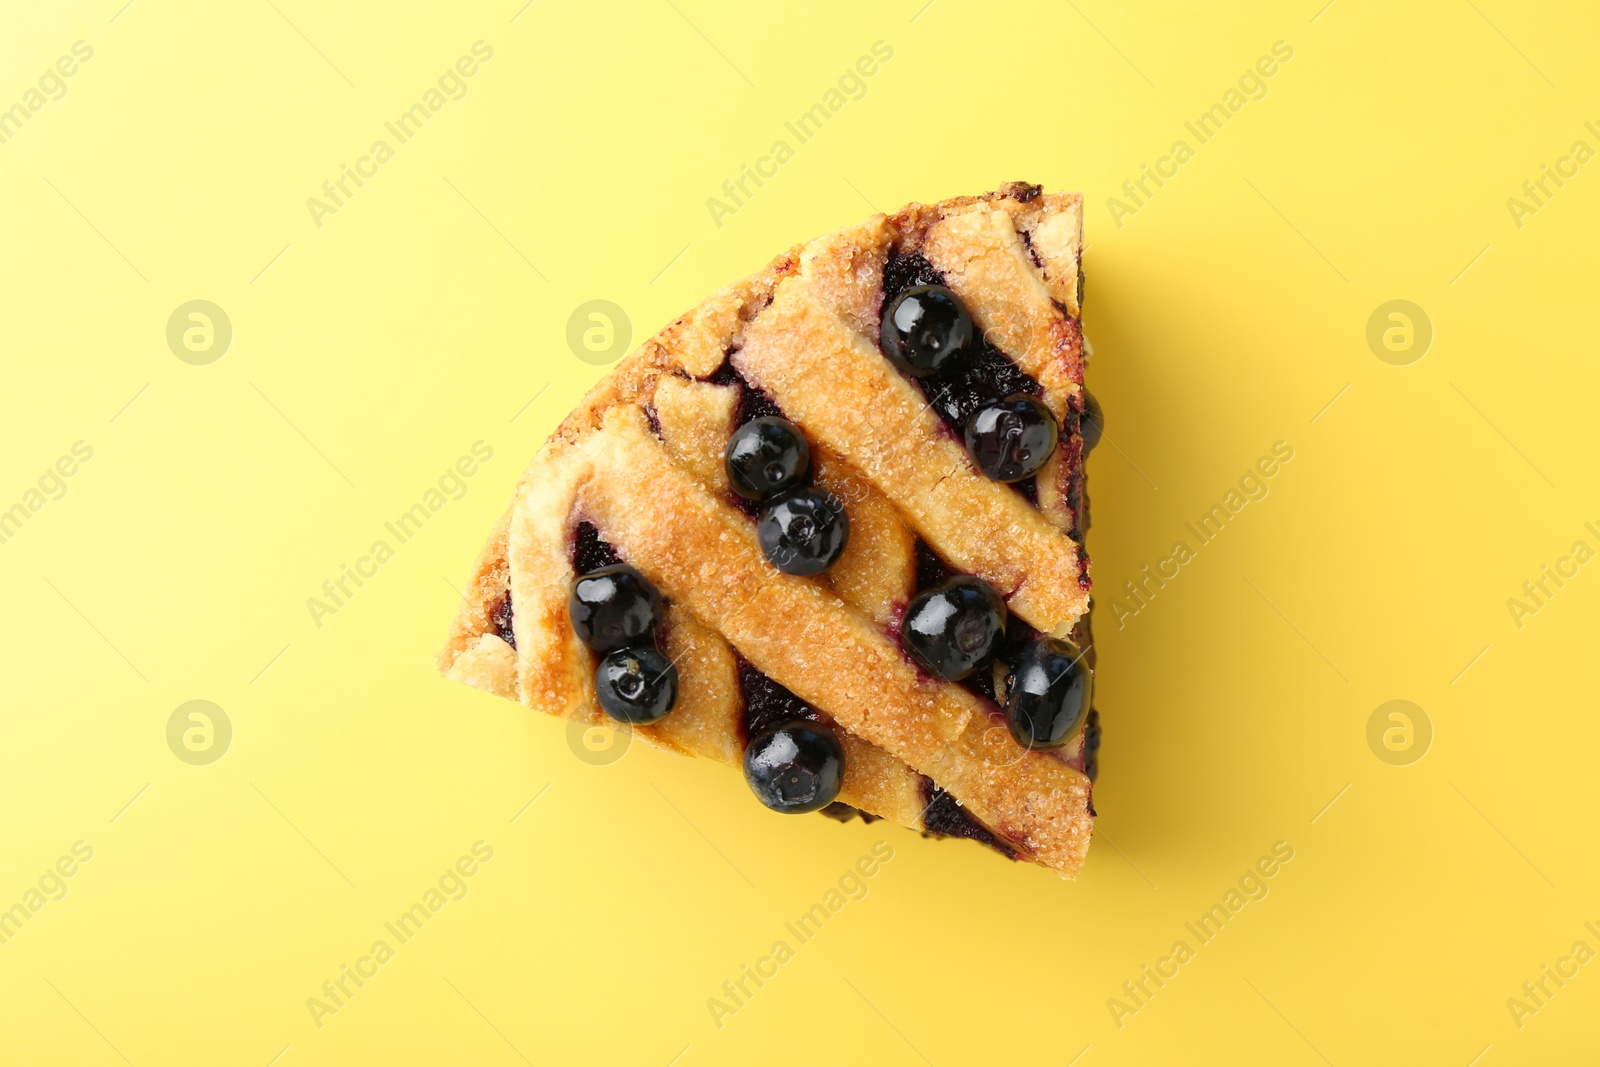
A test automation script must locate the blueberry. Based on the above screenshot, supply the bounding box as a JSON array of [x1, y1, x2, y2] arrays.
[[726, 417, 810, 501], [1005, 638, 1092, 749], [901, 576, 1007, 681], [743, 719, 844, 813], [757, 487, 849, 576], [1080, 390, 1103, 454], [568, 565, 663, 652], [879, 284, 974, 377], [964, 395, 1059, 482], [595, 645, 678, 724]]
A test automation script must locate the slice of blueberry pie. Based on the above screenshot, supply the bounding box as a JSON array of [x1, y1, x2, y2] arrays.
[[439, 182, 1103, 876]]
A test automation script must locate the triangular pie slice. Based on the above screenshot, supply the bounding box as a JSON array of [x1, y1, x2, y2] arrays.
[[440, 182, 1103, 876]]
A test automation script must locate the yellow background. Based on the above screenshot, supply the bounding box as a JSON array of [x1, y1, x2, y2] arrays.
[[3, 0, 1597, 1063]]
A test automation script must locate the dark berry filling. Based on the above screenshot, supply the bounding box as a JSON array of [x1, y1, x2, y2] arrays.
[[999, 612, 1043, 662], [1082, 708, 1101, 785], [706, 354, 741, 387], [572, 521, 621, 573], [914, 539, 954, 590], [882, 249, 944, 294], [737, 382, 785, 426], [1079, 390, 1103, 453], [736, 655, 822, 741], [708, 357, 786, 428], [1003, 180, 1042, 203], [734, 660, 853, 817], [899, 343, 1046, 471], [489, 591, 516, 649], [966, 666, 998, 704], [918, 777, 1016, 859], [819, 802, 879, 824], [1019, 229, 1044, 270], [920, 339, 1044, 430]]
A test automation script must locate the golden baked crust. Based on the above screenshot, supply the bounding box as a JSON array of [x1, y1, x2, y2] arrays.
[[440, 183, 1098, 875]]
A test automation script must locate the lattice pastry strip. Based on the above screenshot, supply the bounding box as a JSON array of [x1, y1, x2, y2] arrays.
[[652, 373, 930, 826]]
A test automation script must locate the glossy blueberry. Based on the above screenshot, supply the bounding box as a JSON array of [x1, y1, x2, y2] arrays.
[[595, 645, 678, 724], [568, 565, 663, 652], [743, 719, 844, 814], [879, 284, 974, 377], [726, 417, 810, 501], [901, 576, 1008, 681], [964, 394, 1059, 482], [757, 487, 849, 576], [1005, 638, 1092, 749]]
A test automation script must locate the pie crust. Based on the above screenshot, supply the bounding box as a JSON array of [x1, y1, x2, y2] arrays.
[[440, 183, 1100, 876]]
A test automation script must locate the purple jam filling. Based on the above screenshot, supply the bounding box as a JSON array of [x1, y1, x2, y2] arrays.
[[706, 357, 741, 387], [490, 592, 516, 649], [1019, 229, 1044, 269], [921, 343, 1044, 430], [706, 357, 786, 428], [913, 538, 954, 590], [735, 654, 821, 741], [735, 381, 784, 427], [999, 612, 1043, 662], [1005, 181, 1042, 203], [1082, 708, 1102, 786], [965, 668, 998, 704], [572, 521, 621, 574], [918, 777, 1017, 859], [820, 802, 880, 824], [881, 247, 945, 296]]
